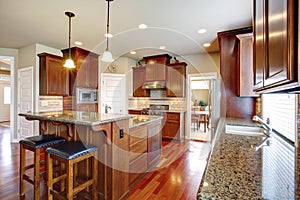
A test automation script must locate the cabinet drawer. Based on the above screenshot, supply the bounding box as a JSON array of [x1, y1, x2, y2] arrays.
[[130, 139, 147, 161], [166, 113, 180, 121], [130, 125, 147, 145], [129, 154, 147, 185]]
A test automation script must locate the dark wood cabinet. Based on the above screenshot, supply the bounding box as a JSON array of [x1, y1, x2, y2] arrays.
[[128, 110, 142, 115], [253, 0, 296, 92], [218, 27, 256, 119], [144, 54, 171, 81], [38, 53, 69, 96], [166, 62, 187, 97], [132, 66, 150, 97], [162, 112, 180, 141], [61, 47, 99, 94], [236, 33, 258, 97]]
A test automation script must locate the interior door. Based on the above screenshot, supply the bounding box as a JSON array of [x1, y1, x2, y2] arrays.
[[0, 81, 10, 122], [101, 73, 126, 114], [18, 67, 34, 140]]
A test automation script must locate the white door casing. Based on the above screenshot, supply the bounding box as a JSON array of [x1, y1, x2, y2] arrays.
[[101, 73, 126, 114], [18, 67, 34, 140]]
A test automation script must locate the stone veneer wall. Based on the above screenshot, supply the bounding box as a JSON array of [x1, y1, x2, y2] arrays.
[[297, 94, 300, 199], [128, 98, 187, 111]]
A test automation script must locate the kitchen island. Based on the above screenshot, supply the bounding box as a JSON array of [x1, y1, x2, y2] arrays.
[[197, 118, 296, 199], [19, 110, 163, 200]]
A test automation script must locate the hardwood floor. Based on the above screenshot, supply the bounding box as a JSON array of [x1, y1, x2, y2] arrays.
[[0, 125, 210, 200]]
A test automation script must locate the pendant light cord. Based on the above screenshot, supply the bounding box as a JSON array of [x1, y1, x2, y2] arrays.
[[106, 0, 110, 51], [68, 15, 72, 59]]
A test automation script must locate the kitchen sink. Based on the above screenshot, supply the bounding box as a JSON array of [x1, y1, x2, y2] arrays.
[[225, 124, 265, 136]]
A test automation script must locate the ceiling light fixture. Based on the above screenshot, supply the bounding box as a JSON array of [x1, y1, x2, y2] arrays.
[[138, 24, 148, 29], [159, 46, 166, 50], [130, 51, 136, 55], [64, 11, 76, 69], [203, 43, 211, 47], [74, 41, 82, 46], [101, 0, 114, 63], [197, 29, 207, 34]]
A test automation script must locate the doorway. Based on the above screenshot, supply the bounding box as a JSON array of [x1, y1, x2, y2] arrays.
[[187, 73, 217, 142], [100, 73, 126, 114]]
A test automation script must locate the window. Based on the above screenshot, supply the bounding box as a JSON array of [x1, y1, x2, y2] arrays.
[[4, 86, 10, 104], [262, 94, 296, 142]]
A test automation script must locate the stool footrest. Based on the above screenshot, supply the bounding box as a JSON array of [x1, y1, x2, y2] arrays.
[[73, 179, 94, 196], [23, 174, 34, 185], [53, 174, 67, 184]]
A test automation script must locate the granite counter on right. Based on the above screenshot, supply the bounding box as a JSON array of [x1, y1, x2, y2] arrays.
[[197, 118, 296, 200]]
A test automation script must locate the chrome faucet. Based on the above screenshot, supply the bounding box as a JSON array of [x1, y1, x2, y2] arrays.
[[105, 104, 111, 113], [252, 115, 272, 136], [252, 115, 273, 151]]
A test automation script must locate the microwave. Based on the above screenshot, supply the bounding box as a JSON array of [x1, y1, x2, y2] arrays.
[[76, 88, 98, 104]]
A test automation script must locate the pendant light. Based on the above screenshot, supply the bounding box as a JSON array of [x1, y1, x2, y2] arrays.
[[101, 0, 114, 62], [64, 11, 76, 68]]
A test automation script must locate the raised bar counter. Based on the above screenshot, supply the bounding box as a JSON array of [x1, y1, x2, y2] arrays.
[[19, 110, 163, 200]]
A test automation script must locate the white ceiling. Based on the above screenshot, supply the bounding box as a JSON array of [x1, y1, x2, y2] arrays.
[[0, 0, 253, 61]]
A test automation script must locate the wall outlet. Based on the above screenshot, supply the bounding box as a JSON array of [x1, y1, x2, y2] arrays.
[[120, 129, 124, 138]]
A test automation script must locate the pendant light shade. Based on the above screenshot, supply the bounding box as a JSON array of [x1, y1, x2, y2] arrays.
[[64, 11, 76, 68], [101, 0, 114, 62]]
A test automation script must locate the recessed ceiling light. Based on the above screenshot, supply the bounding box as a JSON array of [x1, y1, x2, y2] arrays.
[[138, 24, 148, 29], [197, 29, 207, 34], [130, 51, 136, 55], [203, 43, 211, 47], [0, 67, 6, 70], [159, 46, 166, 50], [105, 33, 113, 38], [74, 41, 82, 45]]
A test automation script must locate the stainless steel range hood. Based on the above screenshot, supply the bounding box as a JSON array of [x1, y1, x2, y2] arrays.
[[142, 81, 166, 89]]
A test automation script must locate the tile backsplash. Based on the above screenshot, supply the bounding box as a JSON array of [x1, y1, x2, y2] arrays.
[[39, 96, 63, 112], [128, 97, 186, 111]]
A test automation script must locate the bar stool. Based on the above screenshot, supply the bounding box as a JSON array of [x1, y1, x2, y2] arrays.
[[46, 141, 98, 200], [19, 134, 66, 200]]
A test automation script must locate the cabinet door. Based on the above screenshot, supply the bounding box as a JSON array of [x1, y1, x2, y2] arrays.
[[147, 120, 161, 168], [86, 56, 98, 89], [76, 53, 88, 88], [253, 0, 265, 90], [264, 0, 295, 87], [166, 63, 186, 97], [39, 53, 69, 96], [133, 67, 149, 97], [162, 113, 180, 140]]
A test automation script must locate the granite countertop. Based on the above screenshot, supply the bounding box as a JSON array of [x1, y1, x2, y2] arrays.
[[129, 115, 163, 128], [197, 118, 265, 199], [19, 110, 133, 126]]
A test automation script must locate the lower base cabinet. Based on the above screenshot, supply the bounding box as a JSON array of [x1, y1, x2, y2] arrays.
[[129, 119, 162, 188], [162, 113, 181, 141]]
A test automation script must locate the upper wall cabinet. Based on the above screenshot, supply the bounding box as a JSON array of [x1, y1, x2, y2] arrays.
[[38, 53, 69, 96], [132, 66, 150, 97], [253, 0, 297, 92], [166, 62, 187, 97], [236, 33, 258, 97], [143, 54, 171, 81], [61, 47, 99, 94]]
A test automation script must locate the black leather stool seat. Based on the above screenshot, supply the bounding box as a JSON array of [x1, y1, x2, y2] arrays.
[[46, 141, 98, 160], [19, 134, 66, 148]]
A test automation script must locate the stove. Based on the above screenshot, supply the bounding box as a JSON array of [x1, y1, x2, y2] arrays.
[[148, 104, 169, 116]]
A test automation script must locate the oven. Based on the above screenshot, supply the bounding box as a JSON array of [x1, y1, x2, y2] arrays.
[[148, 104, 169, 116]]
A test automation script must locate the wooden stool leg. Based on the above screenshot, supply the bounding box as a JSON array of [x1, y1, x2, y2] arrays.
[[34, 149, 41, 200], [66, 161, 74, 200], [19, 144, 26, 197], [47, 153, 53, 200], [92, 155, 98, 200]]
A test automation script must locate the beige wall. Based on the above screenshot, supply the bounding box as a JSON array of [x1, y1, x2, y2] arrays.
[[192, 89, 209, 106]]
